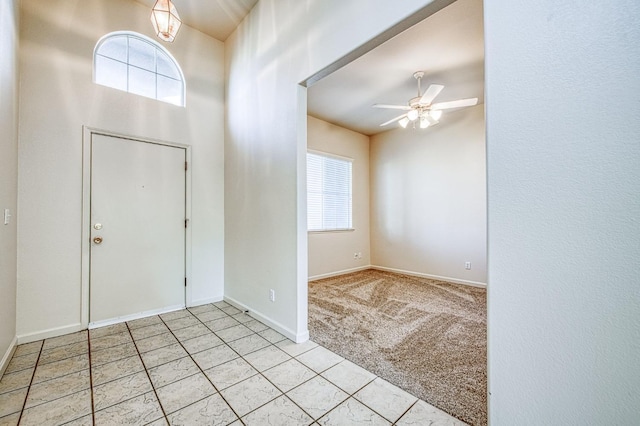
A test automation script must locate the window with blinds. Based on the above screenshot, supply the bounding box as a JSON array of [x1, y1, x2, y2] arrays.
[[307, 151, 353, 231]]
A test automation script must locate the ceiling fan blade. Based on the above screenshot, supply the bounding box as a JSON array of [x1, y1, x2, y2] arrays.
[[425, 114, 439, 125], [431, 97, 478, 110], [373, 104, 412, 111], [419, 84, 444, 105], [380, 113, 408, 127]]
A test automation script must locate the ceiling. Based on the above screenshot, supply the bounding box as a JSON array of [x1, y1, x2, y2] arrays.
[[136, 0, 259, 41], [137, 0, 483, 137], [307, 0, 484, 136]]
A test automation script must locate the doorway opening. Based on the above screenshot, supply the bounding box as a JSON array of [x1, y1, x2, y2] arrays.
[[300, 0, 487, 424]]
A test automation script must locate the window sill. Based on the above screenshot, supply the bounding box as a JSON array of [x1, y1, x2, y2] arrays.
[[308, 229, 355, 234]]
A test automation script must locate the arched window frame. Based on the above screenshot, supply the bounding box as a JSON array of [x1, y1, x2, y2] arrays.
[[93, 31, 186, 107]]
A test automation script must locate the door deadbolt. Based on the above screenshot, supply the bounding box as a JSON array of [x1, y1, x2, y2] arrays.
[[94, 223, 103, 230], [93, 236, 103, 244]]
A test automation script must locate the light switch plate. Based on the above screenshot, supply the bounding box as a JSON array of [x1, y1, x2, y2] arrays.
[[4, 209, 11, 225]]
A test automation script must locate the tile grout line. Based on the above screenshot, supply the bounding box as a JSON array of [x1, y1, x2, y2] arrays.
[[305, 340, 427, 424], [8, 369, 92, 417], [89, 320, 228, 386], [189, 305, 324, 423], [189, 305, 315, 422], [34, 332, 95, 425], [216, 307, 353, 423], [116, 312, 314, 424], [392, 399, 419, 425], [200, 306, 304, 424], [87, 331, 97, 426], [284, 362, 362, 424], [69, 306, 385, 424], [124, 321, 170, 425], [28, 343, 87, 368], [223, 322, 392, 424], [157, 307, 246, 425], [275, 339, 419, 424], [312, 376, 389, 426], [5, 310, 452, 426], [15, 340, 44, 424]]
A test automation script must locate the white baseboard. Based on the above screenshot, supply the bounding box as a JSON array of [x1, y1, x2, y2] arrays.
[[0, 336, 17, 377], [308, 265, 372, 282], [188, 296, 223, 308], [17, 323, 85, 345], [295, 329, 310, 343], [371, 265, 487, 288], [223, 296, 309, 343], [89, 304, 186, 329]]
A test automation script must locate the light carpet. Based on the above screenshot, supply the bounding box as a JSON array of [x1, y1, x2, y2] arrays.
[[308, 269, 487, 425]]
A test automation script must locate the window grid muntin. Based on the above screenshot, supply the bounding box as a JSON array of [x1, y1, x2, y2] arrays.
[[94, 32, 184, 106]]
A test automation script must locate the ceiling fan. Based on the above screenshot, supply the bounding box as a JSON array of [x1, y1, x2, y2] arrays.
[[374, 71, 478, 129]]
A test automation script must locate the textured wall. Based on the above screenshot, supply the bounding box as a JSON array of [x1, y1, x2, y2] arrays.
[[224, 0, 442, 340], [307, 116, 371, 279], [485, 0, 640, 422], [370, 105, 486, 285], [17, 0, 225, 340], [0, 0, 19, 370]]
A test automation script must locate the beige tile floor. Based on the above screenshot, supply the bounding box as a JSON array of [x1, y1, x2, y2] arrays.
[[0, 301, 465, 425]]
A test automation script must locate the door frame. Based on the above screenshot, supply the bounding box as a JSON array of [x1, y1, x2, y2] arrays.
[[81, 126, 192, 329]]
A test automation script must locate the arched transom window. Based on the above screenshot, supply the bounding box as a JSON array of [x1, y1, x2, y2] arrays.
[[94, 31, 185, 106]]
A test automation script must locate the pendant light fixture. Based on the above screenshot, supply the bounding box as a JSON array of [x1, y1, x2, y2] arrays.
[[150, 0, 182, 43]]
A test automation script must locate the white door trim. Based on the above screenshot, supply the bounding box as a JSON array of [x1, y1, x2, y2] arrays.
[[81, 126, 192, 329]]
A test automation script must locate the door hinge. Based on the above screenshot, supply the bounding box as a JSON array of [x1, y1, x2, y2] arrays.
[[185, 161, 188, 171], [184, 277, 187, 287], [184, 218, 189, 228]]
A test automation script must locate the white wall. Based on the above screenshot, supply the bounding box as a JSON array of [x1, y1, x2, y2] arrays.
[[0, 0, 19, 371], [370, 105, 486, 285], [485, 0, 640, 423], [228, 0, 640, 420], [224, 0, 442, 341], [17, 0, 225, 341], [307, 116, 370, 279]]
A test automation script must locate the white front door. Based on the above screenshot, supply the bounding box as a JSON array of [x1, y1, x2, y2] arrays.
[[89, 133, 186, 324]]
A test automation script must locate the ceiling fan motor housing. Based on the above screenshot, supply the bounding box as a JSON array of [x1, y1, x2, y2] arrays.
[[409, 96, 426, 108]]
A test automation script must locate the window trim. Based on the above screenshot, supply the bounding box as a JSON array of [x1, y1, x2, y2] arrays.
[[307, 149, 354, 233], [93, 31, 186, 107], [308, 228, 355, 234]]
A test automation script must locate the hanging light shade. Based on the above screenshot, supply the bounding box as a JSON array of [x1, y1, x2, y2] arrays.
[[150, 0, 182, 42]]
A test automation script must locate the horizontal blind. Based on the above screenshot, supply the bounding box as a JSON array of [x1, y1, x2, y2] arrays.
[[307, 152, 352, 231]]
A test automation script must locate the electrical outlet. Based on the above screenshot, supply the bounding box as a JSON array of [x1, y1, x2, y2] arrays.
[[357, 252, 362, 259], [269, 289, 275, 302], [465, 261, 471, 270], [354, 252, 358, 259]]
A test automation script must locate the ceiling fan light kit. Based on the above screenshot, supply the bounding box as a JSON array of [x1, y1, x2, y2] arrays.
[[374, 71, 478, 130]]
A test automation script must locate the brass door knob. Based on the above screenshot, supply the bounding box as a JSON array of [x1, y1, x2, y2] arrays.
[[93, 236, 103, 244]]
